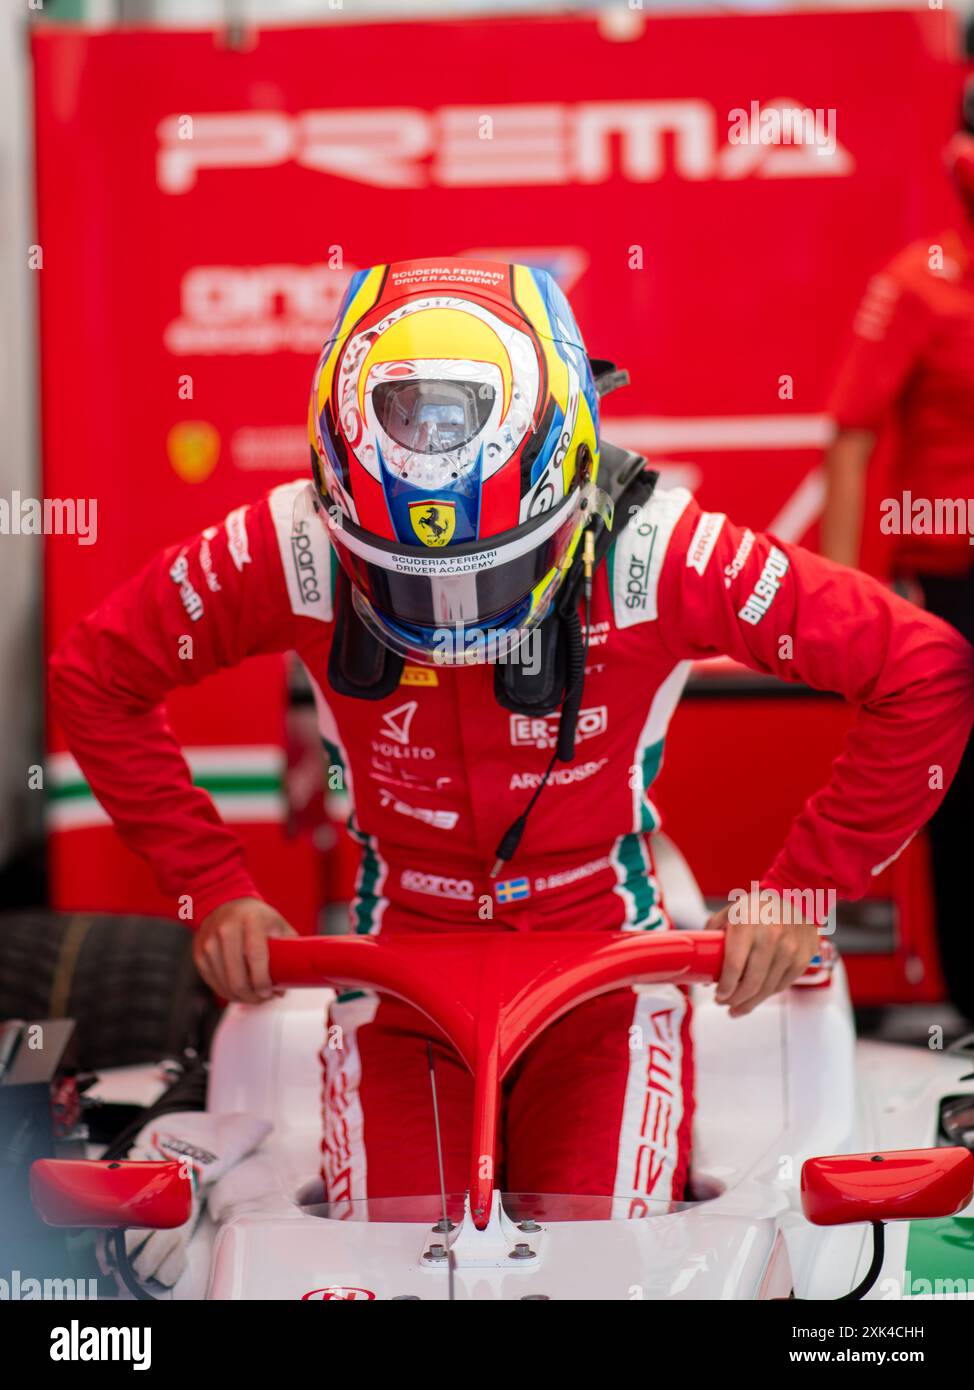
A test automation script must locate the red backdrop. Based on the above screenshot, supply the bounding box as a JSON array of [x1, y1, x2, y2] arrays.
[[33, 9, 963, 964]]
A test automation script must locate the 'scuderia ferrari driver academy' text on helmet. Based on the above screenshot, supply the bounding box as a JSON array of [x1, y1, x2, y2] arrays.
[[306, 257, 602, 665]]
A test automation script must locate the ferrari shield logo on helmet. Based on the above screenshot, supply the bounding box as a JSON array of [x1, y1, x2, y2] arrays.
[[409, 500, 456, 548]]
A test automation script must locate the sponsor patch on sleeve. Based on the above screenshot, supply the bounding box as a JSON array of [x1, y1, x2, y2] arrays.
[[686, 511, 726, 576], [737, 545, 789, 625], [225, 506, 252, 572], [611, 487, 692, 629], [268, 481, 333, 623], [168, 551, 204, 622], [723, 528, 755, 589]]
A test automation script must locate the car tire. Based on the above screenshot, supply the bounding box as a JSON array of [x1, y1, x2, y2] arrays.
[[0, 911, 218, 1069]]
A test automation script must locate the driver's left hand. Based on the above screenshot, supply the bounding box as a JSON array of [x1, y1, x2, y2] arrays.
[[706, 894, 821, 1018]]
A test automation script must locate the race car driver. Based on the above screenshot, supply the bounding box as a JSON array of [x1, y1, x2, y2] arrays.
[[50, 258, 974, 1214]]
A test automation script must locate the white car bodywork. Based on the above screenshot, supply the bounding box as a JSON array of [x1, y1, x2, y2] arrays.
[[174, 964, 972, 1301], [133, 837, 971, 1301]]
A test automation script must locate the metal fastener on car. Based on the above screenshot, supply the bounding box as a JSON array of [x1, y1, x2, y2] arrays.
[[509, 1243, 536, 1260], [431, 1218, 455, 1233], [517, 1220, 541, 1233], [423, 1243, 448, 1262]]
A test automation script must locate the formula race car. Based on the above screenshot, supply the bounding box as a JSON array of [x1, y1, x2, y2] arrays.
[[23, 841, 974, 1301]]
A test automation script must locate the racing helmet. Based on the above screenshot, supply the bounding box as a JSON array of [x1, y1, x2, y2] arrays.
[[307, 257, 604, 666]]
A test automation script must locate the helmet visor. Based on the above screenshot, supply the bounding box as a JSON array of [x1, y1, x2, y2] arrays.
[[372, 379, 496, 455]]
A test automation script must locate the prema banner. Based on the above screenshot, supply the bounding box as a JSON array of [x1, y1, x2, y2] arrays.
[[33, 10, 963, 927]]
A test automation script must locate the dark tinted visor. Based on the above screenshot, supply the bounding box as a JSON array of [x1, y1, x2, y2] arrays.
[[330, 498, 580, 629]]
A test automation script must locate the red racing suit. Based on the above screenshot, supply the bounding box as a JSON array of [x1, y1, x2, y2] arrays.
[[50, 479, 974, 1212]]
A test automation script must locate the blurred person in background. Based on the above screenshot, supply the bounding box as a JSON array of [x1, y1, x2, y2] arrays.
[[820, 98, 974, 1016]]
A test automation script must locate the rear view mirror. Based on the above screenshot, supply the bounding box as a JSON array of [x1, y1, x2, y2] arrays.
[[31, 1158, 192, 1230], [940, 1094, 974, 1150], [801, 1146, 974, 1227]]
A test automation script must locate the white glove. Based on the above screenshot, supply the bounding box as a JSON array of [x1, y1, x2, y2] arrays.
[[123, 1111, 271, 1287], [208, 1153, 284, 1223]]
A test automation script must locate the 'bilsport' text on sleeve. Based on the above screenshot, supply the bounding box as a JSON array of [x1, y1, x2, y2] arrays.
[[49, 498, 294, 924], [658, 499, 974, 908]]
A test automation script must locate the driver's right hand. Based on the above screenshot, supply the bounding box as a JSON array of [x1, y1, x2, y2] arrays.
[[194, 896, 297, 1004]]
